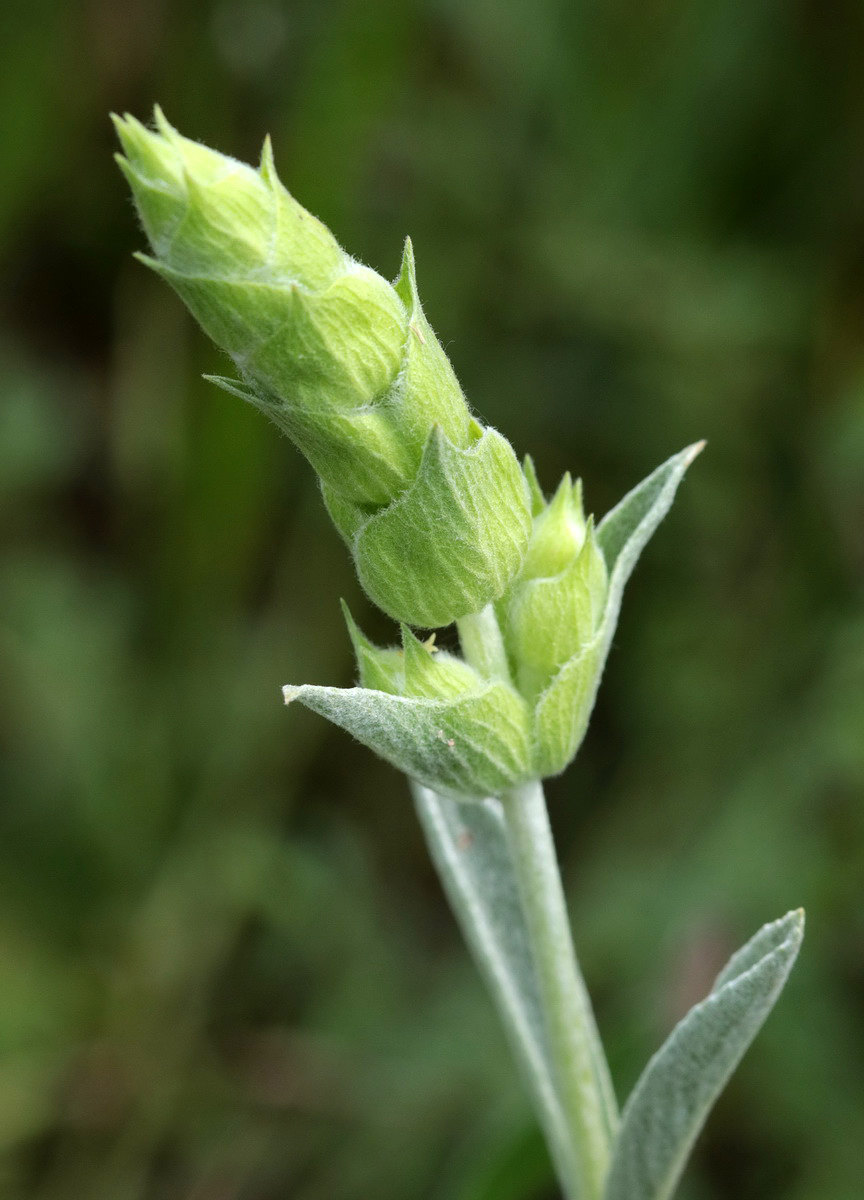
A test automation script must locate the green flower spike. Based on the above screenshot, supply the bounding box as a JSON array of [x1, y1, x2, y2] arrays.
[[113, 109, 531, 628]]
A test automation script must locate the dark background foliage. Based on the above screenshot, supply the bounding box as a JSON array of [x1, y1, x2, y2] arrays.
[[0, 1, 862, 1197]]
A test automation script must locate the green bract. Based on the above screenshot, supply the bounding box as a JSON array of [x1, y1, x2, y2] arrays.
[[284, 605, 534, 800], [346, 423, 532, 630], [113, 108, 531, 627], [283, 445, 702, 798]]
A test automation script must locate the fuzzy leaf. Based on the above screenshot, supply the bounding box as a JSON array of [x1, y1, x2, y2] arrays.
[[597, 441, 705, 631], [603, 910, 804, 1200], [283, 679, 532, 799], [412, 782, 579, 1190]]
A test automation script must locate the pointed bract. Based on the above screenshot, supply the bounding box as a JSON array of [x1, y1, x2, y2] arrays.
[[401, 625, 484, 699], [283, 679, 532, 799], [341, 601, 404, 693], [283, 605, 532, 798], [522, 455, 546, 517], [353, 425, 533, 628]]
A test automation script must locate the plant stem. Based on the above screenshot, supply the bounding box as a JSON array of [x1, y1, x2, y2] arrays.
[[412, 782, 581, 1197], [456, 603, 512, 682], [501, 779, 617, 1200], [456, 603, 617, 1195]]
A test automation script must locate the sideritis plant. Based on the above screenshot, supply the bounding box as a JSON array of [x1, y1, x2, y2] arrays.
[[114, 109, 803, 1200]]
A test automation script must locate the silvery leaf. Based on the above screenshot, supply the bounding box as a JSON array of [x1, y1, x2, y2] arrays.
[[603, 909, 804, 1200]]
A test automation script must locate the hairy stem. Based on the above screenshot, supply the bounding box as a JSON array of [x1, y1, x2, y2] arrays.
[[456, 603, 512, 682], [502, 779, 617, 1199], [412, 782, 581, 1196], [453, 604, 616, 1195]]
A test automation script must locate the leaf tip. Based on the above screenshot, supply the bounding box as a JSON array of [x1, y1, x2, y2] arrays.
[[282, 685, 299, 705], [777, 907, 805, 944]]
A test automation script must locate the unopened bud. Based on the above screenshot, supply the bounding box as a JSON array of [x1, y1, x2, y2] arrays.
[[114, 109, 531, 626], [503, 472, 608, 704]]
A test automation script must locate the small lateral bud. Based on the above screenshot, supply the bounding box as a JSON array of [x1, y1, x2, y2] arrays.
[[502, 474, 608, 704]]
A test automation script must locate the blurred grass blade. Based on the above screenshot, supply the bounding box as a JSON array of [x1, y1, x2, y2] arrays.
[[412, 782, 580, 1197], [603, 910, 804, 1200]]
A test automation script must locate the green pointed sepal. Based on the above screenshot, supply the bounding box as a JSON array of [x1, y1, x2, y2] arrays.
[[532, 442, 705, 776], [388, 238, 472, 450], [327, 423, 532, 628]]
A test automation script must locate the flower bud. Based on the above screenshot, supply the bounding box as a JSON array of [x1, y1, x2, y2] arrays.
[[114, 109, 531, 626], [502, 472, 608, 704]]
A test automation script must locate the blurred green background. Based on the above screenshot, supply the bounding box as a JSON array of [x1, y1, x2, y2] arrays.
[[0, 1, 862, 1197]]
